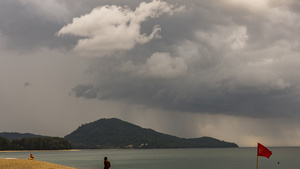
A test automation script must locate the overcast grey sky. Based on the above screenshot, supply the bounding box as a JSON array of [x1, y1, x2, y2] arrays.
[[1, 0, 300, 147]]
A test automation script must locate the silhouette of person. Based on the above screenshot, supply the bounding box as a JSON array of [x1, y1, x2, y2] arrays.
[[104, 157, 111, 169]]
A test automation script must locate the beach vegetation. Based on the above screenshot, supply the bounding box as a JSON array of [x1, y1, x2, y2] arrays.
[[0, 136, 71, 150]]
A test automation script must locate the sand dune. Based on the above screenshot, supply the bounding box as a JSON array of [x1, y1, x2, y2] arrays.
[[0, 159, 76, 169]]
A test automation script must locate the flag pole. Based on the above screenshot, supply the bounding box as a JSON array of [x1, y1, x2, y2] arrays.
[[256, 143, 259, 169], [256, 155, 258, 169]]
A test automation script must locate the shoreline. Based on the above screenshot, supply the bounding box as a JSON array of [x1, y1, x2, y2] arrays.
[[0, 159, 76, 169], [0, 149, 81, 153]]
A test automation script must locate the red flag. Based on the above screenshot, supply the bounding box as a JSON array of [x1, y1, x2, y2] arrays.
[[257, 143, 272, 158]]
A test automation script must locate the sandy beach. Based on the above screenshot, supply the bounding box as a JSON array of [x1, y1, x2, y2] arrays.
[[0, 159, 76, 169]]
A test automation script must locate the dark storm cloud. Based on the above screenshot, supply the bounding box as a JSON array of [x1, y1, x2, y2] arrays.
[[0, 0, 80, 52], [62, 0, 300, 118]]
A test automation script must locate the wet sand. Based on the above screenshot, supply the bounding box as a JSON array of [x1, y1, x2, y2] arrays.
[[0, 159, 76, 169]]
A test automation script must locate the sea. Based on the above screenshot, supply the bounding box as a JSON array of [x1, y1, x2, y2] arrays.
[[0, 147, 299, 169]]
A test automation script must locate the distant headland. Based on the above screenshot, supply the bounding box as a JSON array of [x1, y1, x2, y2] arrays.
[[0, 118, 238, 150], [65, 118, 238, 149]]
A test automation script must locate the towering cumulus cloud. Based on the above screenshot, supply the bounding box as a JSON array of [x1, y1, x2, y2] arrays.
[[66, 0, 300, 120], [57, 0, 184, 57]]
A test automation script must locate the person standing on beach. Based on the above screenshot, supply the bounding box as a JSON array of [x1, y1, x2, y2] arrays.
[[104, 157, 111, 169]]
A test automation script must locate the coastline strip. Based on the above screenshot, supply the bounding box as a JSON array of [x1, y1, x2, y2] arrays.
[[0, 149, 81, 153]]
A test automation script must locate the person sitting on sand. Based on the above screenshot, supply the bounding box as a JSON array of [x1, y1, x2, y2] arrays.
[[29, 154, 34, 160], [104, 157, 111, 169]]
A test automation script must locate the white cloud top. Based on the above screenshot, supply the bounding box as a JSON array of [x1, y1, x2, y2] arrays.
[[58, 0, 184, 57]]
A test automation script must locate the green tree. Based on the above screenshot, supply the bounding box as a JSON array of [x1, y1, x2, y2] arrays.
[[0, 136, 11, 150]]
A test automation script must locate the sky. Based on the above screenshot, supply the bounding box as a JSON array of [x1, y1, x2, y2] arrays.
[[1, 0, 300, 147]]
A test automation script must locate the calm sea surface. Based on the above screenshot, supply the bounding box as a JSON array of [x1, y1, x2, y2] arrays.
[[0, 147, 299, 169]]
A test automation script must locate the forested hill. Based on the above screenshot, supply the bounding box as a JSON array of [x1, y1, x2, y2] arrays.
[[0, 132, 71, 151], [0, 132, 45, 140], [65, 118, 238, 149]]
